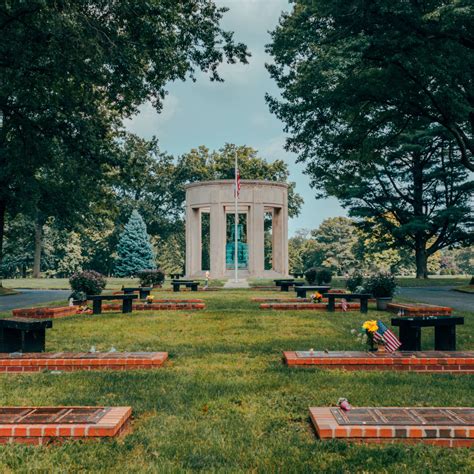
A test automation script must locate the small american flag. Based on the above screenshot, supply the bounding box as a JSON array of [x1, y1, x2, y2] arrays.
[[373, 320, 401, 352], [235, 169, 241, 197], [341, 298, 348, 312]]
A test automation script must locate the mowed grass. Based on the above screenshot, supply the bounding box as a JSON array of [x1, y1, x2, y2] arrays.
[[0, 289, 473, 472]]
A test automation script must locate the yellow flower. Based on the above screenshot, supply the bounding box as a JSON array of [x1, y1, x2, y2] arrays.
[[362, 320, 378, 333]]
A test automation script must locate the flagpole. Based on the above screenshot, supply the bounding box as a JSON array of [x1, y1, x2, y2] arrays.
[[234, 151, 238, 283]]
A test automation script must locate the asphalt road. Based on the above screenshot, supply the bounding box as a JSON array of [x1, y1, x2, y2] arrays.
[[0, 289, 70, 312], [398, 286, 473, 312]]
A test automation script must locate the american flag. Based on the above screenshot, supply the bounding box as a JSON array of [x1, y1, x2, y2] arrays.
[[235, 169, 241, 197], [373, 320, 401, 352], [341, 298, 348, 312]]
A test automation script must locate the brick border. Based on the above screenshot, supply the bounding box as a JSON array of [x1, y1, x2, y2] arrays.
[[0, 406, 131, 445], [260, 302, 360, 311], [309, 407, 473, 447], [0, 352, 168, 372], [12, 307, 78, 320], [387, 303, 452, 317], [283, 351, 474, 373]]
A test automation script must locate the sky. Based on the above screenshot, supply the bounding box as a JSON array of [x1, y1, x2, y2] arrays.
[[125, 0, 346, 236]]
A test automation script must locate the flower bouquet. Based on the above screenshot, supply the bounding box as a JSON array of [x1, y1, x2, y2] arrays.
[[352, 320, 380, 351], [311, 291, 323, 303], [146, 295, 155, 305]]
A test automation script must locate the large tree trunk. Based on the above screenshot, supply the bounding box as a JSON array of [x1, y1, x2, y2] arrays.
[[415, 241, 428, 279], [32, 218, 43, 278], [412, 153, 428, 279], [0, 200, 5, 287]]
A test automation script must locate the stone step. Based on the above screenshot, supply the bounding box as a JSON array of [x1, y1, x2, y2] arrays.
[[309, 407, 473, 447], [0, 352, 168, 372], [387, 303, 452, 317], [283, 351, 474, 373], [0, 406, 131, 445]]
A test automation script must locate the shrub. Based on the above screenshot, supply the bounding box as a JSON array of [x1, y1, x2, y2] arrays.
[[69, 270, 106, 296], [346, 272, 364, 292], [365, 272, 397, 298], [305, 267, 333, 285], [138, 269, 165, 287], [317, 267, 333, 284]]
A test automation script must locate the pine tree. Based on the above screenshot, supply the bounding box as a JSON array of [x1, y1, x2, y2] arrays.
[[115, 211, 156, 277]]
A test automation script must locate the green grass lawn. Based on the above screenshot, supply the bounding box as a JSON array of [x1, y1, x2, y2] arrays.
[[0, 289, 473, 472]]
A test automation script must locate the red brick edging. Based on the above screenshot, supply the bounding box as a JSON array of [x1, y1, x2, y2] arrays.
[[0, 406, 131, 445], [0, 352, 168, 372], [12, 306, 78, 319], [309, 407, 473, 447], [283, 351, 474, 373], [387, 303, 452, 317], [260, 302, 360, 311]]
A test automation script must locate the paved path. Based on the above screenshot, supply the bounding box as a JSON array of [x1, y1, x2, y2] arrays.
[[398, 286, 473, 312], [0, 289, 70, 312]]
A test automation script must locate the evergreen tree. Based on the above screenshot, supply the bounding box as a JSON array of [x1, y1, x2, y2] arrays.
[[115, 211, 156, 277]]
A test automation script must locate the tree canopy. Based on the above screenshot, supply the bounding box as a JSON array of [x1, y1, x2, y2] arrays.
[[0, 1, 249, 281], [266, 0, 474, 171]]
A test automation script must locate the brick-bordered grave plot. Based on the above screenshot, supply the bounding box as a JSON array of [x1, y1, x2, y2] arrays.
[[0, 406, 131, 445], [387, 303, 452, 317], [309, 407, 474, 447], [101, 300, 205, 312], [252, 297, 311, 303], [283, 351, 474, 373], [259, 302, 360, 311], [0, 352, 168, 372], [12, 306, 79, 320]]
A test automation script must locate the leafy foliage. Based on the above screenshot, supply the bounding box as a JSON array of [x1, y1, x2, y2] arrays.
[[365, 272, 397, 298], [69, 270, 106, 296], [346, 272, 364, 293], [305, 266, 332, 285], [137, 269, 165, 287]]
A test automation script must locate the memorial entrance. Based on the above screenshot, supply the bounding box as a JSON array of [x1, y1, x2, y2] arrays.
[[185, 180, 288, 278]]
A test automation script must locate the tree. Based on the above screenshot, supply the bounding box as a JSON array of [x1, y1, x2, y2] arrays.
[[266, 0, 474, 172], [0, 1, 249, 283], [306, 218, 358, 274], [266, 2, 473, 278], [115, 211, 156, 277]]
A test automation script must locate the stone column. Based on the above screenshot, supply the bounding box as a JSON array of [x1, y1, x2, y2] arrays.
[[272, 206, 288, 275], [210, 203, 226, 278], [185, 206, 202, 277], [249, 203, 264, 276]]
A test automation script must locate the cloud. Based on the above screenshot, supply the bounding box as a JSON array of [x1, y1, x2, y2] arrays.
[[124, 94, 179, 139]]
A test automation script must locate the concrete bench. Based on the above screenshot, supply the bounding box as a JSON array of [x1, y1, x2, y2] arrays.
[[324, 292, 370, 313], [87, 294, 137, 315], [122, 287, 152, 299], [0, 317, 53, 353], [392, 316, 464, 351], [295, 286, 331, 298], [280, 281, 305, 292], [172, 281, 199, 292]]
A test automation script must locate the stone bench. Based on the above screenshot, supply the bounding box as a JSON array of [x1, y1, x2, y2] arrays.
[[392, 316, 464, 351], [309, 406, 473, 447], [283, 350, 474, 373], [0, 317, 52, 353], [324, 293, 371, 313], [87, 294, 137, 315], [172, 281, 199, 292], [121, 287, 152, 299], [0, 406, 131, 445], [0, 351, 168, 372], [280, 281, 305, 292], [295, 285, 331, 298], [387, 303, 452, 317]]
